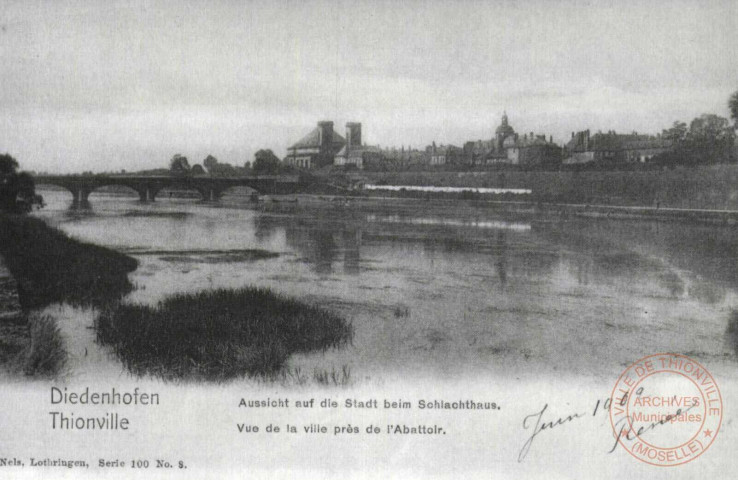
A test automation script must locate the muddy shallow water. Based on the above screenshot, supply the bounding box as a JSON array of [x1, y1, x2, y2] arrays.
[[24, 189, 738, 384]]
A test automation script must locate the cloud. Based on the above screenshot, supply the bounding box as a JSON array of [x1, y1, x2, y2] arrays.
[[1, 0, 736, 172]]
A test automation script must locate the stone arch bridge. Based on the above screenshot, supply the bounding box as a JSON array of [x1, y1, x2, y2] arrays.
[[33, 174, 305, 203]]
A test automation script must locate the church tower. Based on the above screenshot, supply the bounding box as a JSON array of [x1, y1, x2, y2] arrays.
[[495, 111, 515, 153]]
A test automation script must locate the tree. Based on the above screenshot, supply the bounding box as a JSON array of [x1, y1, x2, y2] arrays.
[[0, 153, 42, 213], [662, 121, 688, 143], [169, 154, 191, 176], [654, 114, 736, 166], [203, 155, 218, 172], [729, 90, 738, 126], [661, 114, 735, 165], [191, 164, 206, 176], [252, 149, 282, 175], [689, 114, 732, 141], [208, 162, 237, 177], [687, 114, 735, 163], [0, 154, 19, 175]]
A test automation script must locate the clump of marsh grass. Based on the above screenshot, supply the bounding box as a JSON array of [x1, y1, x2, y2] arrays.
[[278, 366, 309, 386], [0, 316, 28, 368], [23, 314, 67, 377], [96, 287, 353, 381], [394, 304, 410, 318], [313, 365, 352, 387]]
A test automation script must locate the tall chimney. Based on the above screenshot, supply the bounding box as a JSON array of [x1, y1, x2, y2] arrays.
[[318, 121, 334, 153], [346, 122, 361, 151]]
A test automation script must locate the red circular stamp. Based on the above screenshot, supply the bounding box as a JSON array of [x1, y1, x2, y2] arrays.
[[609, 353, 722, 466]]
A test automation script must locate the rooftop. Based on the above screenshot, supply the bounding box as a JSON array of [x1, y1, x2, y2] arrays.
[[289, 127, 346, 150]]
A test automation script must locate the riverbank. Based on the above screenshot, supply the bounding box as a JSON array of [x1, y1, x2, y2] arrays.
[[0, 214, 139, 310], [0, 258, 24, 370], [0, 260, 66, 377], [360, 164, 738, 210], [255, 193, 738, 226], [0, 214, 136, 377], [0, 260, 22, 321]]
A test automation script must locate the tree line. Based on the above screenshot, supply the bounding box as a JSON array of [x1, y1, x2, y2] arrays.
[[168, 150, 291, 177], [651, 90, 738, 166]]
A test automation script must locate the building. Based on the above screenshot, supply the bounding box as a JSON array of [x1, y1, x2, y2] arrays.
[[480, 112, 517, 164], [463, 140, 495, 165], [334, 122, 383, 169], [467, 113, 561, 167], [284, 121, 347, 169], [425, 142, 462, 165], [564, 130, 673, 164], [503, 132, 562, 167], [621, 134, 674, 163], [495, 112, 516, 152]]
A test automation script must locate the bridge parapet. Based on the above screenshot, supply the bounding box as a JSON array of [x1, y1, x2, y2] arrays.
[[33, 174, 306, 203]]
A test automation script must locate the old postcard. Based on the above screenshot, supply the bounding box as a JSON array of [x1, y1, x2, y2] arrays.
[[1, 0, 737, 478]]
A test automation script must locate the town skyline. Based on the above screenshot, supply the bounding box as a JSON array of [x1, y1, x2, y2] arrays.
[[2, 0, 736, 173]]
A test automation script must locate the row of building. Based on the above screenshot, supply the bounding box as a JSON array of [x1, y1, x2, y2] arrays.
[[282, 114, 673, 170]]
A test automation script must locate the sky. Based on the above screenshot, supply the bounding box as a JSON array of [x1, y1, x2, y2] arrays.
[[1, 0, 736, 173]]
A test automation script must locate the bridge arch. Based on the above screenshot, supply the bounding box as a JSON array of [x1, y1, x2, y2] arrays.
[[34, 182, 94, 204], [86, 183, 145, 201], [35, 182, 77, 200], [34, 179, 149, 203], [151, 183, 212, 202], [217, 185, 263, 198]]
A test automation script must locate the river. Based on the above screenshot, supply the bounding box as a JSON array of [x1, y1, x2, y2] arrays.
[[24, 188, 738, 384]]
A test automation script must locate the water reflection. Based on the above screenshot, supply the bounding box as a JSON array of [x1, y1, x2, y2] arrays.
[[726, 310, 738, 356], [253, 215, 280, 243], [495, 230, 508, 290], [689, 281, 727, 305], [366, 213, 531, 231], [70, 199, 92, 210], [24, 189, 738, 380], [343, 229, 361, 275]]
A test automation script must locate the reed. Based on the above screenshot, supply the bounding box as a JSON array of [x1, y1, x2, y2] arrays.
[[23, 313, 67, 377]]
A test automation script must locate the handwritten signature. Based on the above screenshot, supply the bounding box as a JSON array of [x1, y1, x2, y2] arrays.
[[518, 390, 694, 462]]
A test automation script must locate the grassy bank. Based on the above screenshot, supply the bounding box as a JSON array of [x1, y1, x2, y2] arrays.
[[96, 287, 353, 381], [0, 313, 67, 377], [0, 214, 138, 310], [364, 165, 738, 210]]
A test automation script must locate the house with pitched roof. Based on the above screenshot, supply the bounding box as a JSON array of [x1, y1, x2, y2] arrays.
[[564, 130, 672, 164], [424, 142, 463, 165], [283, 121, 347, 169]]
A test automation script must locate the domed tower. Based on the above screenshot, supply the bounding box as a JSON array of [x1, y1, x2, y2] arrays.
[[495, 111, 515, 153]]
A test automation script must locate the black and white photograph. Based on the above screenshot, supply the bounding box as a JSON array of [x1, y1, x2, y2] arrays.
[[0, 0, 736, 478]]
